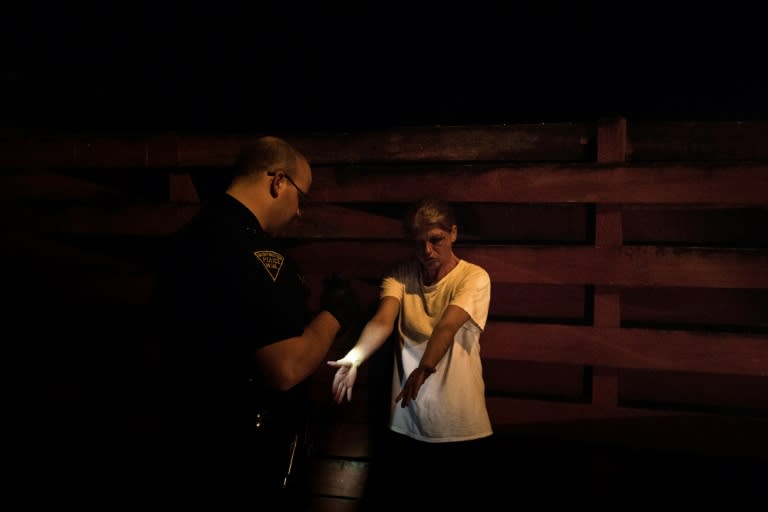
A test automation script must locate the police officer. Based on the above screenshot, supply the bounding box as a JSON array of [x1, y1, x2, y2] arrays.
[[152, 136, 359, 511]]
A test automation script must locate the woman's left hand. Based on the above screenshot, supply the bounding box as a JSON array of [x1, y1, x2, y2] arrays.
[[395, 365, 434, 407]]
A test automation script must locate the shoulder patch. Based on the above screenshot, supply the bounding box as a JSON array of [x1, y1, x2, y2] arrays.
[[253, 250, 285, 282]]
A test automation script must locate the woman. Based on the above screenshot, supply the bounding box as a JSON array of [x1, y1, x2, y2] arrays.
[[328, 197, 493, 507]]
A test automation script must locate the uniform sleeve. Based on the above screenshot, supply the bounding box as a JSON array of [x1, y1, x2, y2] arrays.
[[230, 254, 308, 348], [198, 240, 308, 353], [450, 266, 491, 330]]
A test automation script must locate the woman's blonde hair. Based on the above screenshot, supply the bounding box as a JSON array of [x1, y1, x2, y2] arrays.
[[403, 197, 456, 238]]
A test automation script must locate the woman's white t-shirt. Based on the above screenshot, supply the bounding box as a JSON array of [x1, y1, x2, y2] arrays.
[[381, 258, 493, 442]]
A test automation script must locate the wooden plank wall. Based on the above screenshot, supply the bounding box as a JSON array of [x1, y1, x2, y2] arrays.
[[5, 120, 767, 509]]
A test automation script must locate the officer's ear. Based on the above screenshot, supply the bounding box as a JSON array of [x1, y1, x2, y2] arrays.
[[267, 171, 282, 199]]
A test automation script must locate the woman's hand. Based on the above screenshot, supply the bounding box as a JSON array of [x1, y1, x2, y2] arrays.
[[395, 364, 435, 407], [327, 358, 359, 404]]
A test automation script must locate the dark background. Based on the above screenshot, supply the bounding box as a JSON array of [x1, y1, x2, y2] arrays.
[[3, 2, 766, 134]]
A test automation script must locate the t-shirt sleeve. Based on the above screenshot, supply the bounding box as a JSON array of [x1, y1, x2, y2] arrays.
[[380, 264, 406, 300], [450, 266, 491, 330]]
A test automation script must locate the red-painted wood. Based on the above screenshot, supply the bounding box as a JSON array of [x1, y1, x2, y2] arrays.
[[5, 121, 767, 507], [482, 322, 768, 376]]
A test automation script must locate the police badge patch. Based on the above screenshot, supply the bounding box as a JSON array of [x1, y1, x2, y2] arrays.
[[253, 250, 285, 282]]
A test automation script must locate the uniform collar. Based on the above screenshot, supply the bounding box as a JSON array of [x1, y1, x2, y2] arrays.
[[218, 193, 266, 236]]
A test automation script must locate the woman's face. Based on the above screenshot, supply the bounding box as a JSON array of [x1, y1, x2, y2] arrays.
[[412, 225, 457, 272]]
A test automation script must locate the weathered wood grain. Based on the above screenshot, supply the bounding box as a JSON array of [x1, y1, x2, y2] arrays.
[[623, 206, 768, 246], [307, 459, 369, 498], [628, 121, 768, 161], [619, 369, 768, 410], [292, 243, 768, 288], [487, 397, 768, 456], [309, 163, 768, 204], [3, 121, 767, 170], [483, 360, 585, 398], [622, 287, 768, 329], [482, 322, 768, 376]]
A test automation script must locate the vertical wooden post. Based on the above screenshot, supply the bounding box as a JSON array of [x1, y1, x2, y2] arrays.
[[597, 117, 627, 163], [592, 117, 627, 407]]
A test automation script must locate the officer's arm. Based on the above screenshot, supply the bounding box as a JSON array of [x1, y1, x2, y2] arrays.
[[254, 311, 341, 391]]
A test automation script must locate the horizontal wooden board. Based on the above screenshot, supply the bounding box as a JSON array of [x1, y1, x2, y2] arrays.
[[486, 397, 768, 456], [304, 273, 585, 321], [292, 243, 768, 288], [628, 121, 768, 161], [4, 204, 198, 237], [176, 124, 597, 167], [0, 168, 172, 202], [453, 203, 589, 242], [622, 287, 768, 329], [483, 360, 585, 398], [490, 283, 586, 319], [20, 195, 744, 247], [490, 401, 768, 458], [13, 268, 155, 306], [0, 124, 594, 169], [623, 206, 768, 247], [5, 121, 767, 170], [29, 302, 767, 378], [8, 233, 139, 268], [0, 134, 179, 169], [20, 246, 765, 306], [5, 166, 766, 227], [307, 459, 369, 498], [310, 422, 372, 459], [4, 202, 589, 242], [289, 202, 589, 242], [619, 369, 768, 410], [309, 163, 768, 204], [286, 124, 596, 164], [0, 170, 119, 200], [482, 322, 768, 376], [12, 163, 768, 210]]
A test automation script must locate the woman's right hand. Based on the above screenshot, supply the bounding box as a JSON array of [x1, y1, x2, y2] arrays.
[[327, 358, 359, 404]]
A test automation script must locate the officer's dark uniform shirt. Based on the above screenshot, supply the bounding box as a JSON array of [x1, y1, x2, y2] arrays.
[[153, 193, 311, 447]]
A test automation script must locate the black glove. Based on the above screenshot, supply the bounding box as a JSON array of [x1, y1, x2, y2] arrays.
[[319, 274, 360, 334]]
